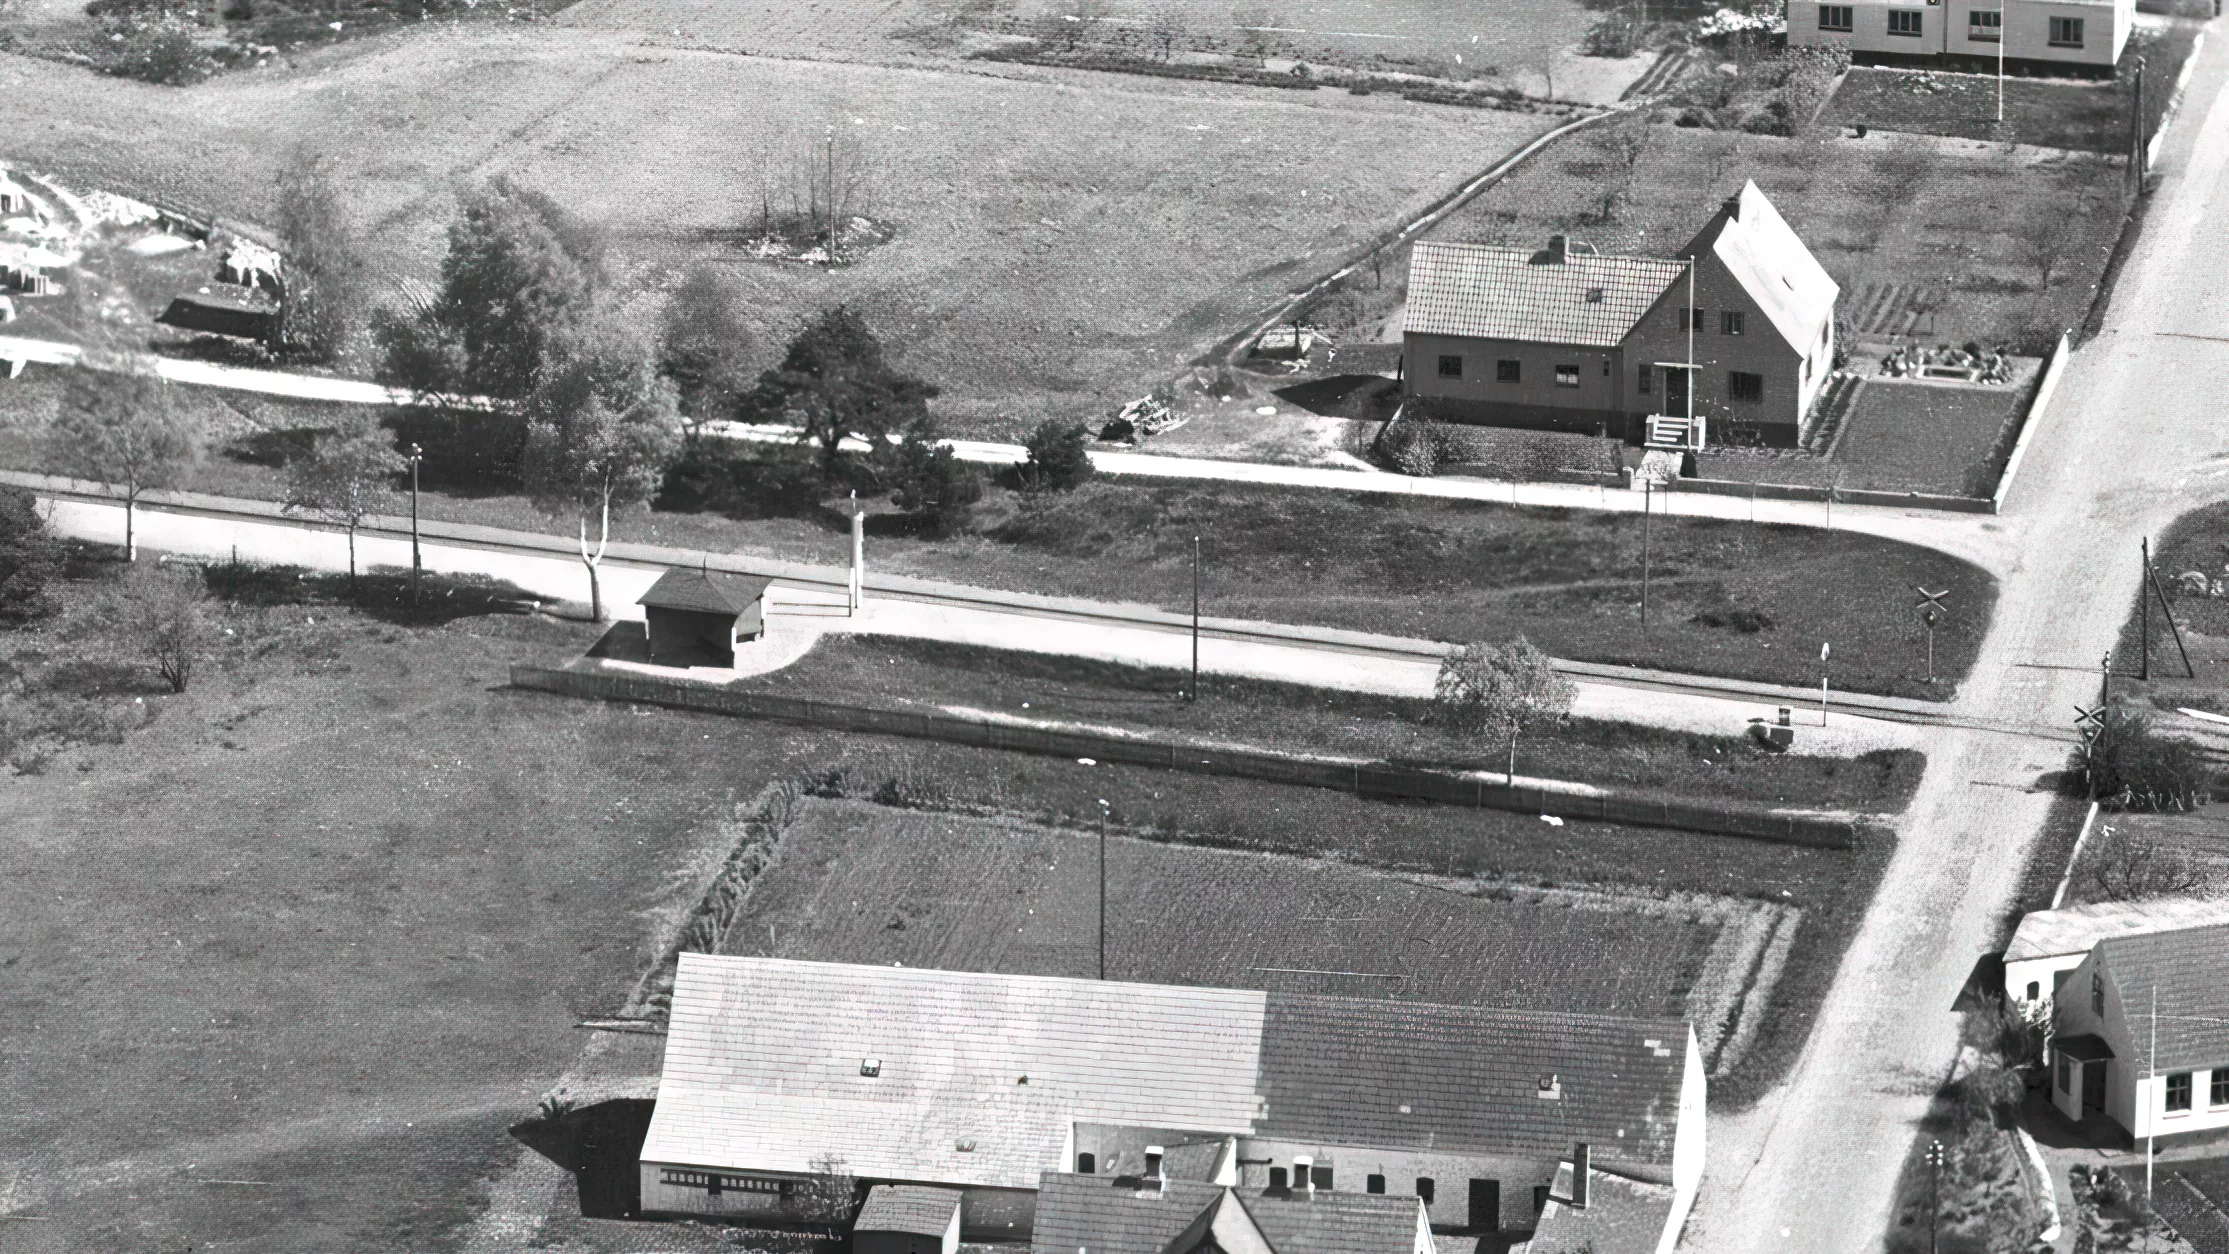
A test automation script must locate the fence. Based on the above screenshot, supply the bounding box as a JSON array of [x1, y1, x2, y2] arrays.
[[511, 665, 1859, 849]]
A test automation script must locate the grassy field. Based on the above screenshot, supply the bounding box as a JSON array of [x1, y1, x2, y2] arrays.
[[744, 634, 1927, 811], [0, 21, 1551, 432], [719, 798, 1796, 1071], [0, 564, 849, 1254], [1697, 377, 2030, 498]]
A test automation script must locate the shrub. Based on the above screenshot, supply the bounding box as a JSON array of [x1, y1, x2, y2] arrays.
[[2082, 825, 2223, 898], [1378, 419, 1438, 476], [0, 486, 62, 626], [1020, 419, 1095, 491], [89, 15, 219, 85], [656, 441, 825, 519], [2085, 710, 2210, 812], [100, 563, 211, 694], [889, 423, 984, 537]]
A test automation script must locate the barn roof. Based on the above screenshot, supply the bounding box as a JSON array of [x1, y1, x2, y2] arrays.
[[1029, 1175, 1425, 1254], [855, 1185, 963, 1237], [637, 567, 771, 615], [1402, 239, 1686, 348], [2095, 923, 2229, 1072], [1678, 180, 1839, 354], [1525, 1160, 1677, 1254]]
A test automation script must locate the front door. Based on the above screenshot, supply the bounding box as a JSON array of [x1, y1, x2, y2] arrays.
[[1662, 367, 1688, 417], [2084, 1061, 2108, 1114], [1468, 1179, 1500, 1232]]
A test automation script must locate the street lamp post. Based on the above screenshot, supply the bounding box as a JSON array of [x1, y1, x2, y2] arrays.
[[404, 443, 424, 604], [1926, 1140, 1945, 1254], [1190, 535, 1201, 702], [1097, 797, 1110, 980]]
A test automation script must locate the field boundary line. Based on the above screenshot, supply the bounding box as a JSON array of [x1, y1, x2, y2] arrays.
[[509, 662, 1865, 848], [1992, 331, 2071, 515]]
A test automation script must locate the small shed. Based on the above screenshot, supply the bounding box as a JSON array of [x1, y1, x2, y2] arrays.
[[159, 291, 275, 340], [637, 568, 771, 669], [853, 1185, 962, 1254]]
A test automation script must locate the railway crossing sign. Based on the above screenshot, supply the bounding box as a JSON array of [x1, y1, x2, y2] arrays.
[[1913, 587, 1950, 682]]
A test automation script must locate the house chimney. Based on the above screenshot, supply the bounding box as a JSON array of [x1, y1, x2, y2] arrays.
[[1572, 1144, 1590, 1211], [1293, 1156, 1314, 1197], [1722, 193, 1741, 221], [1144, 1146, 1165, 1192], [1545, 234, 1567, 264]]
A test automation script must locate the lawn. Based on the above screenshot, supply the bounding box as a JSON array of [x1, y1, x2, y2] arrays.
[[1696, 377, 2031, 498], [0, 563, 850, 1254], [0, 21, 1551, 432], [743, 633, 1927, 811], [721, 798, 1788, 1059]]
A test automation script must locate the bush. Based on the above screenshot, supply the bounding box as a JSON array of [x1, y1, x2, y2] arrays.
[[1020, 419, 1095, 491], [382, 406, 527, 489], [656, 440, 825, 520], [0, 486, 62, 626], [889, 424, 984, 537], [1377, 419, 1438, 476], [95, 564, 211, 694], [2085, 709, 2210, 811], [89, 15, 219, 85]]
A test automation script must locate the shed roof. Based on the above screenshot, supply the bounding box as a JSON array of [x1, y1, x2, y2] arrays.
[[638, 567, 772, 615], [2096, 923, 2229, 1072], [1403, 240, 1686, 348], [2006, 897, 2229, 964], [1524, 1161, 1677, 1254], [1678, 181, 1839, 354], [855, 1185, 963, 1237], [1029, 1174, 1424, 1254]]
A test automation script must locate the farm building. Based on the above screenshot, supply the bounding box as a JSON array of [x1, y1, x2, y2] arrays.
[[1030, 1171, 1433, 1254], [634, 955, 1705, 1248], [2048, 922, 2229, 1142], [159, 291, 275, 341], [854, 1186, 964, 1254], [1401, 181, 1839, 448], [2003, 896, 2229, 1007], [637, 568, 770, 668], [1787, 0, 2132, 74]]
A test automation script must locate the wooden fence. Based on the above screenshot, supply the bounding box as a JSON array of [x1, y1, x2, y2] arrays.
[[511, 665, 1860, 849]]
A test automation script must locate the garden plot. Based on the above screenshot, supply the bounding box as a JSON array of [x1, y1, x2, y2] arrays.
[[722, 798, 1797, 1072], [1696, 374, 2033, 499]]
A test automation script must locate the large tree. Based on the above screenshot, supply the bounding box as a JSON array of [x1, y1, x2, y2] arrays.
[[1434, 637, 1577, 784], [521, 320, 683, 621], [45, 367, 201, 562], [379, 177, 607, 402], [742, 306, 937, 479], [268, 149, 370, 363], [0, 485, 63, 625], [658, 265, 756, 437], [282, 414, 405, 594]]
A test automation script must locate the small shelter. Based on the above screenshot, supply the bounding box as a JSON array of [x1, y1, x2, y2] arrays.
[[637, 567, 770, 669], [854, 1185, 964, 1254]]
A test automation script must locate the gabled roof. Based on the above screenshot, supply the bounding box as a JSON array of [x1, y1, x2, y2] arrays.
[[1525, 1160, 1677, 1254], [855, 1185, 963, 1237], [1030, 1174, 1426, 1254], [1678, 180, 1839, 354], [2006, 897, 2229, 964], [1403, 240, 1686, 348], [638, 567, 772, 615], [1256, 994, 1693, 1167], [2095, 923, 2229, 1072]]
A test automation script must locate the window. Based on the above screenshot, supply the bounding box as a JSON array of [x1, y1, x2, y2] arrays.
[[1555, 364, 1581, 388], [2093, 972, 2105, 1016], [1438, 354, 1463, 379], [2212, 1069, 2229, 1107], [1729, 371, 1764, 403], [1367, 1174, 1386, 1195], [1415, 1178, 1436, 1205], [1721, 310, 1745, 335], [660, 1170, 785, 1197], [1077, 1152, 1096, 1175], [2026, 981, 2040, 1002], [1638, 368, 1651, 395], [1678, 307, 1706, 332], [1887, 9, 1924, 35], [1969, 8, 2001, 40], [1269, 1167, 1289, 1190], [1602, 359, 1611, 376], [1310, 1165, 1333, 1191], [1496, 359, 1521, 383], [2168, 1072, 2194, 1113], [1819, 3, 1853, 29], [2050, 15, 2084, 45]]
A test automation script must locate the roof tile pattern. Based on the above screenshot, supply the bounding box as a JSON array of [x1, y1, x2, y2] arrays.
[[2097, 923, 2229, 1072], [1525, 1162, 1675, 1254], [638, 567, 772, 615], [855, 1185, 964, 1236], [1403, 241, 1685, 348], [1030, 1174, 1422, 1254]]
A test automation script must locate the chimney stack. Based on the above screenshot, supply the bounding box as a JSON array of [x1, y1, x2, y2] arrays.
[[1572, 1144, 1590, 1211], [1546, 234, 1568, 264], [1722, 193, 1742, 220], [1145, 1146, 1165, 1194], [1293, 1156, 1314, 1197]]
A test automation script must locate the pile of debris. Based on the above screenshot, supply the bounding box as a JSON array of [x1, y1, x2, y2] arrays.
[[1879, 341, 2013, 384], [1098, 393, 1186, 444]]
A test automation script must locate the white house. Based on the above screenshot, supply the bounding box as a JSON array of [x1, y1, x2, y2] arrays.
[[2004, 896, 2229, 1007], [2049, 922, 2229, 1141], [637, 955, 1707, 1248], [1787, 0, 2134, 73]]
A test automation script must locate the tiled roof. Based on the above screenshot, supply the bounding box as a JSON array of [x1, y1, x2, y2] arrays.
[[641, 956, 1270, 1185], [1403, 240, 1685, 348], [638, 567, 771, 615], [855, 1185, 963, 1237], [1525, 1161, 1676, 1254], [2006, 897, 2229, 963], [1255, 994, 1691, 1166], [1679, 181, 1839, 354], [2096, 923, 2229, 1072], [1029, 1174, 1424, 1254]]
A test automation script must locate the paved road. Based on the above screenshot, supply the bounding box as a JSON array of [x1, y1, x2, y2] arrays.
[[0, 332, 430, 406], [1682, 25, 2229, 1252]]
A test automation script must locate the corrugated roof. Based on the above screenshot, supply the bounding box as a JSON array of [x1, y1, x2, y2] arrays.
[[1679, 181, 1839, 354], [2006, 897, 2229, 963], [2096, 923, 2229, 1072], [1030, 1174, 1424, 1254], [1525, 1161, 1676, 1254], [855, 1185, 963, 1236], [638, 567, 771, 615], [1403, 240, 1686, 348], [1255, 994, 1691, 1166]]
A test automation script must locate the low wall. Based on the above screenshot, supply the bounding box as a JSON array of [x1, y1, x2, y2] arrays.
[[1666, 475, 1996, 514], [510, 665, 1859, 849], [1992, 332, 2071, 513]]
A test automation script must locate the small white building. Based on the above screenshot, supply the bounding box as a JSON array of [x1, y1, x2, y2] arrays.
[[2049, 922, 2229, 1141], [219, 238, 283, 295], [1787, 0, 2134, 73], [2004, 896, 2229, 1006]]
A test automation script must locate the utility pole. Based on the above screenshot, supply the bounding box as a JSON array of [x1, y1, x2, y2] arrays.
[[404, 442, 424, 604], [2143, 545, 2196, 678], [2142, 537, 2152, 681], [1927, 1140, 1945, 1254], [826, 132, 839, 268], [1641, 479, 1652, 626], [1995, 0, 2004, 126], [1190, 535, 1201, 702], [1097, 798, 1109, 980], [2133, 56, 2147, 191]]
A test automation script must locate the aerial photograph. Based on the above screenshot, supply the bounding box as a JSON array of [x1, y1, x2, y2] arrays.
[[0, 0, 2224, 1250]]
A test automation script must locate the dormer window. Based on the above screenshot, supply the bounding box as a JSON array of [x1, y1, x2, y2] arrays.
[[1538, 1074, 1562, 1100], [861, 1058, 882, 1077]]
